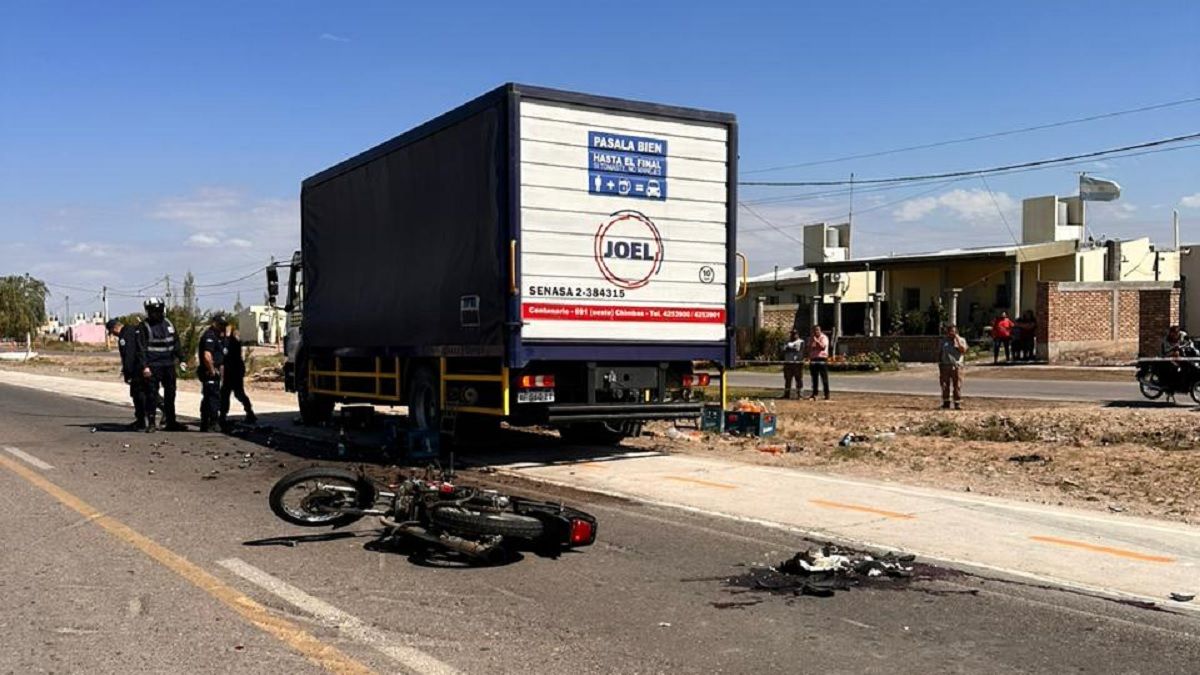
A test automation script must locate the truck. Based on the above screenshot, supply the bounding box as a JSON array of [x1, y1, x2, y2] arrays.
[[269, 83, 743, 444]]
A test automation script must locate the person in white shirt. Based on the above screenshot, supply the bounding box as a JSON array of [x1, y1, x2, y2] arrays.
[[781, 329, 804, 399]]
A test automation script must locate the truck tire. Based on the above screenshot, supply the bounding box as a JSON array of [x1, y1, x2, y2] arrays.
[[296, 356, 335, 425], [558, 421, 642, 445], [407, 365, 440, 433], [429, 507, 545, 539]]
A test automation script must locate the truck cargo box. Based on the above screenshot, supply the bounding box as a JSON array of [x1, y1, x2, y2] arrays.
[[301, 83, 737, 367]]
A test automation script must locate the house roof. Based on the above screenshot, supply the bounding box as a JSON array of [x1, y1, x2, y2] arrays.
[[811, 238, 1083, 273], [746, 266, 815, 287]]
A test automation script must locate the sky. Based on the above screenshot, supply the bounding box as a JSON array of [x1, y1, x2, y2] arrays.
[[2, 1, 1198, 317]]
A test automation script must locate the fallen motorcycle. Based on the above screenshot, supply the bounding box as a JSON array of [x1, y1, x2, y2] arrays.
[[268, 465, 597, 564]]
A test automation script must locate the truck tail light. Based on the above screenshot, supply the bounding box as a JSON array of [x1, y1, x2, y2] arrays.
[[682, 374, 710, 388], [568, 518, 595, 546], [518, 374, 555, 389]]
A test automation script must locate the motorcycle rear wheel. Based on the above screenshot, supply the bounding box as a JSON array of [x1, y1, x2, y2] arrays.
[[269, 466, 378, 527], [429, 507, 545, 539]]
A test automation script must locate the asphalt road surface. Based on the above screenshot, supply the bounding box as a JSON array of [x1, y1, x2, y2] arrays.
[[2, 383, 1198, 674], [726, 369, 1139, 403]]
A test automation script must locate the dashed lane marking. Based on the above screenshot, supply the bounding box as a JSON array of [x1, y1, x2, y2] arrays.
[[4, 446, 54, 470], [809, 499, 916, 520], [663, 475, 739, 490], [1029, 536, 1176, 563], [0, 454, 375, 675], [218, 558, 463, 675]]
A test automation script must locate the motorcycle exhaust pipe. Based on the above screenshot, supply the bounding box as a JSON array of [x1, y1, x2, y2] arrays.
[[393, 523, 499, 559]]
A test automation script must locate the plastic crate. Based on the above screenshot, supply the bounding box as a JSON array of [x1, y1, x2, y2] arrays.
[[700, 404, 725, 432], [730, 411, 777, 437]]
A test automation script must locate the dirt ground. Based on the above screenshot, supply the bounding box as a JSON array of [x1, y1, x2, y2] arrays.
[[6, 356, 1198, 524], [630, 393, 1200, 525]]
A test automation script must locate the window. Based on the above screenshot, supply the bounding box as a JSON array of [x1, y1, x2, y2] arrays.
[[995, 284, 1010, 309], [903, 288, 920, 311]]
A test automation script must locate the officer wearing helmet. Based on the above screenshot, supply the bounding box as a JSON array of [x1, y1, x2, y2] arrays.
[[137, 297, 186, 432], [197, 313, 228, 432], [106, 317, 147, 430]]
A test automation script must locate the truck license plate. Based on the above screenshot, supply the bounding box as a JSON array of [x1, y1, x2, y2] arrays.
[[517, 389, 555, 404]]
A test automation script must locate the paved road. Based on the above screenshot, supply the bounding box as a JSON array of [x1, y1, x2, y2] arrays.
[[727, 368, 1140, 402], [2, 384, 1199, 673]]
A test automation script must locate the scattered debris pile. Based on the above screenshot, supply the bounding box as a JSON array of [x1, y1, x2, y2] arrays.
[[727, 546, 915, 597]]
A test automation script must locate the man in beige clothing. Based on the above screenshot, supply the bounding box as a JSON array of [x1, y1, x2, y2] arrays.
[[938, 324, 968, 410]]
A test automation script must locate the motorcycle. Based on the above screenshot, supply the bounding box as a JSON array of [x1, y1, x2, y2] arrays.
[[268, 464, 597, 564], [1136, 342, 1200, 404]]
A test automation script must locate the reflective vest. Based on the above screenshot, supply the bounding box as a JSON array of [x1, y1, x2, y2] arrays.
[[143, 318, 178, 367]]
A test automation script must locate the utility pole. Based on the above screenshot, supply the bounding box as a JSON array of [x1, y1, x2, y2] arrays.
[[102, 285, 110, 349], [65, 294, 72, 351], [165, 274, 172, 309]]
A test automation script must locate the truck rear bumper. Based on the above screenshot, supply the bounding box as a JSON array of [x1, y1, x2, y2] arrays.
[[544, 402, 703, 424]]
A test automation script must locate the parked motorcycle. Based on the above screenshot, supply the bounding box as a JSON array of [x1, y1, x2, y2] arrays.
[[268, 465, 597, 564], [1136, 342, 1200, 404]]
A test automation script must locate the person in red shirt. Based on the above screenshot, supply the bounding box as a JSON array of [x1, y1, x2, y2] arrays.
[[806, 325, 830, 400], [991, 311, 1014, 364]]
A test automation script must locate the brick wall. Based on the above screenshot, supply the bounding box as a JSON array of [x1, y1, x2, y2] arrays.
[[1038, 281, 1179, 362], [761, 305, 802, 333], [1139, 288, 1181, 357], [838, 336, 943, 362]]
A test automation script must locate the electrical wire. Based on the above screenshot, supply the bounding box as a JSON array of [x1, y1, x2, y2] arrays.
[[740, 132, 1200, 187], [744, 94, 1200, 174]]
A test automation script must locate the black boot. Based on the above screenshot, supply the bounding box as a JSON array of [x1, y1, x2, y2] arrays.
[[244, 410, 258, 425]]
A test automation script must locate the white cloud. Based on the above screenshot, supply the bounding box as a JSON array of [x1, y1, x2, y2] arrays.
[[893, 188, 1016, 224], [319, 32, 350, 42], [185, 233, 221, 247], [226, 238, 252, 248], [1181, 193, 1200, 209], [63, 240, 117, 258]]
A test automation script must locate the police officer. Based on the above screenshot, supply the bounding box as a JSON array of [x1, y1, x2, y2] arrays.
[[220, 322, 257, 429], [137, 297, 186, 432], [106, 317, 147, 430], [198, 313, 227, 432]]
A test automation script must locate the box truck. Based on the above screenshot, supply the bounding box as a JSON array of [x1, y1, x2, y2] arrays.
[[270, 83, 743, 443]]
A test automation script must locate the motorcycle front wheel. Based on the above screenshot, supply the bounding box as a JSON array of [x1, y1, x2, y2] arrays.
[[1138, 372, 1165, 400], [269, 466, 378, 527]]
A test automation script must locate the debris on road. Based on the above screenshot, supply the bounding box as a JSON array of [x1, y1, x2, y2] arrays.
[[1169, 592, 1195, 602], [727, 546, 916, 598], [1008, 453, 1050, 464]]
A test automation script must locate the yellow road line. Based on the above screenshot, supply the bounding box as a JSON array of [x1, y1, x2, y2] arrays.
[[576, 462, 606, 471], [0, 454, 375, 675], [663, 475, 739, 490], [809, 499, 916, 520], [1029, 535, 1176, 563]]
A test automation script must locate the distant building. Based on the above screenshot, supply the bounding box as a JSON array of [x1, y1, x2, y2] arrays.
[[235, 305, 286, 345]]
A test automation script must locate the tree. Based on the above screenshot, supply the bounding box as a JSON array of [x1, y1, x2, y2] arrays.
[[233, 293, 244, 315], [182, 271, 197, 317], [0, 275, 49, 339]]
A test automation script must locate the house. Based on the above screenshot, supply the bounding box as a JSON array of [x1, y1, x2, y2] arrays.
[[777, 194, 1182, 362], [736, 222, 875, 340], [235, 305, 287, 345]]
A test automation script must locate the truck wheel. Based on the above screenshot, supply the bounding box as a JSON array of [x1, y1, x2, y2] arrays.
[[558, 421, 642, 445], [407, 366, 440, 433]]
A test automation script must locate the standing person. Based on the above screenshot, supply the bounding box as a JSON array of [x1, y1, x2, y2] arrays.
[[938, 324, 968, 410], [1015, 310, 1037, 361], [106, 318, 147, 430], [220, 322, 257, 428], [197, 314, 227, 432], [991, 311, 1014, 364], [137, 298, 186, 432], [806, 325, 830, 400], [781, 329, 805, 399]]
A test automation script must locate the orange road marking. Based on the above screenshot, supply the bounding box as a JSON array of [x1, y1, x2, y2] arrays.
[[663, 475, 738, 490], [809, 499, 916, 520], [576, 462, 606, 470], [1029, 535, 1175, 563], [0, 454, 375, 675]]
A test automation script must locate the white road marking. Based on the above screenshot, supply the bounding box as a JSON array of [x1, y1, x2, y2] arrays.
[[217, 558, 463, 675], [4, 446, 54, 470]]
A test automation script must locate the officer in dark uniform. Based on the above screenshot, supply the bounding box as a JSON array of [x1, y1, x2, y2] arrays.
[[106, 317, 147, 430], [198, 314, 227, 432], [220, 323, 257, 429], [137, 297, 186, 432]]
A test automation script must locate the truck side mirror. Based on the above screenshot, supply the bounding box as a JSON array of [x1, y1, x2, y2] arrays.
[[266, 265, 279, 306]]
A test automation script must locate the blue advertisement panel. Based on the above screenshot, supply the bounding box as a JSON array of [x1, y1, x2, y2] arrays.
[[587, 130, 668, 200]]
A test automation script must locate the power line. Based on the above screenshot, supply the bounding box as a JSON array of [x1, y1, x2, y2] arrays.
[[744, 94, 1200, 174], [740, 131, 1200, 187]]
